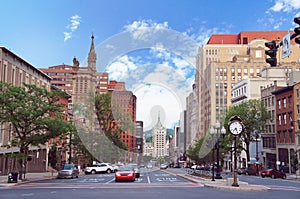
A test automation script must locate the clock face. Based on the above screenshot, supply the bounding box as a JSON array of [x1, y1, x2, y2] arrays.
[[229, 121, 243, 135]]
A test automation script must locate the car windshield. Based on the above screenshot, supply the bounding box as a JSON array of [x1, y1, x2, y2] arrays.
[[118, 166, 133, 171], [63, 165, 74, 170], [127, 164, 138, 169]]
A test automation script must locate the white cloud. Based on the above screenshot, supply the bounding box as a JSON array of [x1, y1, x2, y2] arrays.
[[63, 32, 72, 42], [270, 0, 300, 12], [133, 83, 182, 131], [63, 14, 81, 42], [106, 55, 138, 80], [124, 20, 169, 41]]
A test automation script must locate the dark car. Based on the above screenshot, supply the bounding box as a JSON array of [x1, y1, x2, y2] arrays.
[[237, 167, 257, 176], [57, 164, 79, 179], [261, 168, 286, 179]]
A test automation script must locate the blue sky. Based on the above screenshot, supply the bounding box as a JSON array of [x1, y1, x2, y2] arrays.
[[1, 0, 300, 130]]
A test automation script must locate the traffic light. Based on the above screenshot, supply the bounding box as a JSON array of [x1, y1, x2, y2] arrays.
[[265, 40, 277, 67], [294, 17, 300, 45]]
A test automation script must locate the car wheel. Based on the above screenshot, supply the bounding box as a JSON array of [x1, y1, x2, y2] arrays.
[[261, 175, 265, 178], [91, 170, 96, 174], [107, 169, 111, 174]]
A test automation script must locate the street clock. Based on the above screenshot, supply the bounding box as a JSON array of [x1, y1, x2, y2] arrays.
[[228, 120, 243, 135]]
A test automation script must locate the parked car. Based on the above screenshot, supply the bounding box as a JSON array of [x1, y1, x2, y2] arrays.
[[147, 163, 153, 169], [84, 163, 113, 174], [115, 166, 135, 182], [127, 163, 140, 178], [260, 168, 286, 179], [57, 164, 79, 179], [160, 163, 168, 169], [237, 167, 257, 176]]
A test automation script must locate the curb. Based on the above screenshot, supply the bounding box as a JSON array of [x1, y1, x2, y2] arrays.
[[166, 170, 271, 192], [203, 183, 271, 192]]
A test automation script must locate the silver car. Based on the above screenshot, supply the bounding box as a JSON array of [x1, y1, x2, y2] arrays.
[[57, 164, 79, 179]]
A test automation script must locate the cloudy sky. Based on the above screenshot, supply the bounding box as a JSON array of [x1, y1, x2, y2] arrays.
[[1, 0, 300, 130]]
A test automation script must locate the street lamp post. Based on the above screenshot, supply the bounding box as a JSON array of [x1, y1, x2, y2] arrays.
[[216, 123, 226, 179], [210, 127, 216, 181], [69, 131, 72, 164], [255, 132, 259, 175]]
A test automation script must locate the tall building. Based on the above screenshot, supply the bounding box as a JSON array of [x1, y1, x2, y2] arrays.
[[111, 90, 137, 152], [136, 121, 144, 154], [195, 31, 300, 140], [152, 113, 169, 157], [261, 80, 284, 170], [231, 67, 288, 168], [0, 46, 52, 174], [271, 75, 300, 174], [186, 83, 198, 148], [41, 35, 137, 160]]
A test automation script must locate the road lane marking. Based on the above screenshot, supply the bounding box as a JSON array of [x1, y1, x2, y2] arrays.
[[106, 178, 115, 184], [147, 175, 151, 184]]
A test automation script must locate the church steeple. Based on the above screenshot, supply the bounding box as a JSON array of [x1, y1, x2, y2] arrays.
[[88, 33, 96, 72], [155, 111, 163, 128]]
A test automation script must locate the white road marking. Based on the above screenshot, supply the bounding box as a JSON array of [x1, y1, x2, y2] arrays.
[[147, 175, 151, 184]]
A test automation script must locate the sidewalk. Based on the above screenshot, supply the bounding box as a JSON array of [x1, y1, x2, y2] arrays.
[[0, 171, 58, 187], [177, 173, 271, 192]]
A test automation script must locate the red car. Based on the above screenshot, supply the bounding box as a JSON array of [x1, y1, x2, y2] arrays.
[[260, 168, 286, 179], [115, 166, 135, 182]]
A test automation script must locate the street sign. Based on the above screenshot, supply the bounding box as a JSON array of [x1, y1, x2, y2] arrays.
[[282, 32, 291, 59]]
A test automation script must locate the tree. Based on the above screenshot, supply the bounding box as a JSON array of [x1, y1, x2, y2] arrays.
[[224, 99, 270, 167], [186, 135, 212, 165], [0, 82, 73, 180], [48, 144, 59, 169], [292, 151, 299, 178], [95, 92, 128, 151]]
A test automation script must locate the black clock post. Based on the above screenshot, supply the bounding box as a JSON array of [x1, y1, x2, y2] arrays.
[[228, 115, 244, 187]]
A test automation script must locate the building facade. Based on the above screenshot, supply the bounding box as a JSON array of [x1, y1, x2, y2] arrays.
[[195, 31, 300, 141], [152, 114, 169, 158], [0, 46, 52, 174]]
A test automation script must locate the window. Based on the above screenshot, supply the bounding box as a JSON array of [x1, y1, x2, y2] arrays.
[[277, 100, 281, 109], [288, 96, 292, 107], [283, 98, 286, 108], [255, 50, 262, 58], [297, 89, 299, 98], [278, 115, 282, 125], [283, 113, 287, 124]]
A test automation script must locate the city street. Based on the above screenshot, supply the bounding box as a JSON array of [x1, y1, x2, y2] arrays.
[[0, 168, 299, 199]]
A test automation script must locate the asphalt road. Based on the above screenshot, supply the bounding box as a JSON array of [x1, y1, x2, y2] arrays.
[[0, 168, 299, 199]]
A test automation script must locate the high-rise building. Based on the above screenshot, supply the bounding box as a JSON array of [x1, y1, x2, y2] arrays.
[[195, 31, 300, 140], [111, 90, 137, 152], [152, 113, 169, 157], [136, 121, 144, 154]]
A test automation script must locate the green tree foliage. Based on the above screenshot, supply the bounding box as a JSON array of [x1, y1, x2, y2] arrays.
[[0, 82, 74, 180], [186, 135, 212, 164], [224, 99, 270, 166], [95, 92, 128, 151]]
